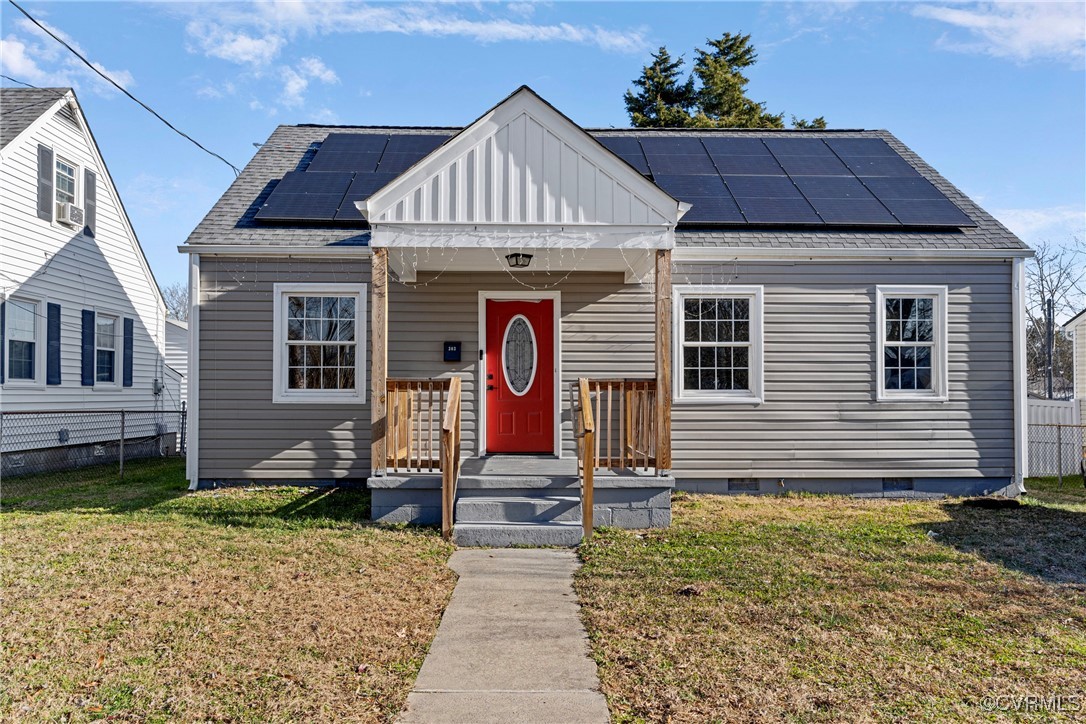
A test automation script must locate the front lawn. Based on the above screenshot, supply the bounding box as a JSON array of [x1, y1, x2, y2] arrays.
[[1, 459, 456, 723], [576, 492, 1086, 722]]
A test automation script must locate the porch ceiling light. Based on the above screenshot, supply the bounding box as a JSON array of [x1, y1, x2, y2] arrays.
[[505, 252, 533, 269]]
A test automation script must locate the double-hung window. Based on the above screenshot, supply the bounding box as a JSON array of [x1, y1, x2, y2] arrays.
[[6, 298, 39, 382], [673, 285, 764, 403], [95, 314, 117, 383], [876, 286, 947, 401], [55, 156, 77, 219], [272, 284, 366, 403]]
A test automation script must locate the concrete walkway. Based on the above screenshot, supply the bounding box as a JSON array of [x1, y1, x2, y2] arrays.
[[398, 549, 610, 724]]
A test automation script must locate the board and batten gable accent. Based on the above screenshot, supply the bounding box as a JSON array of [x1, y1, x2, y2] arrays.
[[0, 89, 174, 413], [670, 259, 1015, 482], [361, 87, 682, 234], [197, 257, 372, 483]]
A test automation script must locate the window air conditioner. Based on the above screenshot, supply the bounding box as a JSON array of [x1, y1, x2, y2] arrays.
[[58, 203, 85, 227]]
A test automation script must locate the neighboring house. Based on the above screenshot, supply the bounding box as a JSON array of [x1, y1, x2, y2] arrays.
[[165, 318, 188, 409], [0, 87, 180, 465], [1065, 308, 1086, 424], [180, 87, 1031, 544]]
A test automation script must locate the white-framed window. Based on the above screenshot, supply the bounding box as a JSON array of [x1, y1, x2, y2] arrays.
[[95, 313, 117, 384], [272, 283, 367, 404], [5, 296, 43, 384], [55, 155, 77, 220], [673, 285, 764, 403], [875, 286, 948, 401]]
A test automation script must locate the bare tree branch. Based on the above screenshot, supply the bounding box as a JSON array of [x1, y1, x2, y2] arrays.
[[161, 282, 189, 322]]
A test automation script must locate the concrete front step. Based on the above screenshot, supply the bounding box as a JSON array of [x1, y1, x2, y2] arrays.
[[456, 495, 581, 524], [452, 521, 584, 547]]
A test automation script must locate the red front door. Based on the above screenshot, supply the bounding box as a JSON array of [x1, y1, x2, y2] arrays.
[[485, 299, 554, 454]]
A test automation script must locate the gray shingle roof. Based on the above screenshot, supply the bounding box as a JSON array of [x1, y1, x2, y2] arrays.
[[184, 124, 1029, 251], [0, 87, 70, 149]]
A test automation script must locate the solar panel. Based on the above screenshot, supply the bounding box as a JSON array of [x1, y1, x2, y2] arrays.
[[384, 133, 450, 154], [723, 175, 802, 199], [826, 138, 896, 157], [879, 198, 976, 227], [642, 151, 718, 175], [378, 152, 432, 174], [335, 173, 399, 221], [807, 198, 899, 225], [681, 196, 745, 223], [844, 155, 921, 177], [775, 154, 850, 176], [711, 154, 783, 175], [792, 176, 873, 199], [273, 171, 354, 194], [763, 138, 835, 157], [255, 192, 347, 221], [637, 137, 706, 154], [736, 197, 822, 224], [597, 137, 650, 174], [307, 151, 382, 173], [652, 174, 727, 197], [860, 176, 944, 200], [318, 133, 389, 153], [700, 137, 769, 155]]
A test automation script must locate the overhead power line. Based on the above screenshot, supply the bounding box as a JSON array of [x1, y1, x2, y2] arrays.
[[6, 0, 241, 176]]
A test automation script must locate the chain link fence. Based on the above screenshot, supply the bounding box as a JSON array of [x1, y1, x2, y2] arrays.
[[1, 408, 186, 498], [1027, 423, 1085, 490]]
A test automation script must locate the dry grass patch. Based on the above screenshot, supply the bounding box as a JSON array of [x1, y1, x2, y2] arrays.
[[575, 493, 1086, 723], [1, 460, 456, 722]]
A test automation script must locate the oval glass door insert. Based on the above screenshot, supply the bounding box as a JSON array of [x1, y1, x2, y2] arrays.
[[502, 314, 537, 396]]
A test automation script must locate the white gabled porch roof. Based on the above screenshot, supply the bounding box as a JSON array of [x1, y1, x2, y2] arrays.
[[358, 86, 687, 251]]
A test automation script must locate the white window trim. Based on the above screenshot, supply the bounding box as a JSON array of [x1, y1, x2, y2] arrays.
[[93, 310, 120, 387], [3, 294, 47, 388], [875, 285, 948, 402], [672, 284, 764, 404], [272, 283, 367, 405]]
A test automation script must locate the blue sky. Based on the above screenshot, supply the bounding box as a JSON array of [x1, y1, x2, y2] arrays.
[[2, 1, 1084, 294]]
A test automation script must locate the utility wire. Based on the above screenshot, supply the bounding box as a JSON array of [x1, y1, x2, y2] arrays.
[[6, 0, 241, 177], [0, 74, 73, 113]]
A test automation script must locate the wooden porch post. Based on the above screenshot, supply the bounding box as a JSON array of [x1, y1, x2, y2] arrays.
[[371, 248, 388, 476], [655, 248, 672, 475]]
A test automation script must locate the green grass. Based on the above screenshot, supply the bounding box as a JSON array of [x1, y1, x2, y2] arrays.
[[1, 458, 456, 723], [576, 493, 1086, 723], [1025, 473, 1086, 506]]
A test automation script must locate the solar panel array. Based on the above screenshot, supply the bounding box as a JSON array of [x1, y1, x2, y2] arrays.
[[596, 135, 975, 227], [256, 132, 452, 222], [256, 130, 975, 228]]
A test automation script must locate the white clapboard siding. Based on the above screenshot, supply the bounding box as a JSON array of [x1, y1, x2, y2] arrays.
[[0, 96, 173, 416], [165, 319, 188, 407]]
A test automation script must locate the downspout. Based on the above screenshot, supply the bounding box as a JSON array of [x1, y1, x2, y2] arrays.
[[186, 253, 200, 490], [1011, 257, 1027, 495]]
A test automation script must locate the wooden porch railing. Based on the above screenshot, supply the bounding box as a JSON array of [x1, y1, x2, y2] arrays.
[[386, 378, 450, 473], [570, 378, 658, 474], [575, 379, 595, 539], [441, 377, 463, 541]]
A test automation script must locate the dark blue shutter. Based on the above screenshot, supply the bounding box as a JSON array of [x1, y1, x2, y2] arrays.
[[122, 317, 134, 387], [47, 303, 61, 385], [0, 301, 6, 384], [37, 144, 54, 221], [81, 310, 95, 386], [83, 169, 97, 237]]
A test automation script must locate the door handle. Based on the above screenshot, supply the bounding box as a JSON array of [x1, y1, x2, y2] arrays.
[[487, 385, 496, 391], [487, 373, 494, 380]]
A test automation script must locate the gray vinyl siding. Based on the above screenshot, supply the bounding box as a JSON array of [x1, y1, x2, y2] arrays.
[[388, 272, 654, 458], [672, 260, 1014, 479], [198, 257, 371, 481]]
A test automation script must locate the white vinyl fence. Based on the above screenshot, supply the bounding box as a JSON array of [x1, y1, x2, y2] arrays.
[[1027, 397, 1082, 478]]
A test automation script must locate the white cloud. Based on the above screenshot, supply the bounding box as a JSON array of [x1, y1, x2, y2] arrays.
[[913, 2, 1086, 66], [0, 18, 135, 95], [991, 204, 1086, 243], [279, 56, 340, 108], [195, 80, 237, 99], [179, 2, 648, 63]]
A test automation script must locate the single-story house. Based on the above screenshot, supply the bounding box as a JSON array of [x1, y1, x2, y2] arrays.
[[180, 86, 1031, 545], [1065, 308, 1086, 424]]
